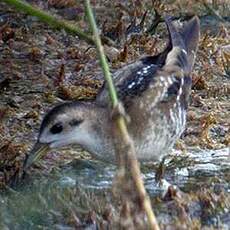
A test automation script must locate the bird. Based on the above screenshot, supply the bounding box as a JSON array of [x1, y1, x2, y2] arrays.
[[24, 16, 200, 169]]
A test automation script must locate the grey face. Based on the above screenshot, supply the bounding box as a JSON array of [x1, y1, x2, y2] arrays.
[[24, 102, 103, 169], [37, 102, 100, 149], [39, 115, 84, 148]]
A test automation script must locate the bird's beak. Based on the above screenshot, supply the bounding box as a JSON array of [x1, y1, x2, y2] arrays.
[[23, 142, 50, 170]]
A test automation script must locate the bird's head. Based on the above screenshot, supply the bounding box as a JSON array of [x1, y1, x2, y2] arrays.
[[24, 101, 109, 169]]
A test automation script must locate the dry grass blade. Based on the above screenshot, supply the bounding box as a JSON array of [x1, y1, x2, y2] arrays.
[[2, 0, 94, 44], [84, 0, 160, 229]]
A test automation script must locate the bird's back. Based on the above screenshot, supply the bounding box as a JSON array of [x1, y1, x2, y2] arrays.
[[97, 16, 200, 161]]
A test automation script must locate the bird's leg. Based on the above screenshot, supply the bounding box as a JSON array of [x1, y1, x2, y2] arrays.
[[154, 157, 171, 197], [155, 156, 166, 184], [155, 156, 184, 200]]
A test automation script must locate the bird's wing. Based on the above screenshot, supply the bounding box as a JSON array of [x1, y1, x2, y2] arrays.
[[96, 57, 162, 105], [96, 57, 184, 108], [96, 16, 200, 107]]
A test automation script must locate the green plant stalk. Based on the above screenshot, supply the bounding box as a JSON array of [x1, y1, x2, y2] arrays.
[[2, 0, 94, 44], [84, 1, 160, 229], [83, 0, 117, 105]]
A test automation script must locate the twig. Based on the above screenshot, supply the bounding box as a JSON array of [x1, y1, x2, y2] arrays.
[[84, 1, 160, 229], [2, 0, 94, 44]]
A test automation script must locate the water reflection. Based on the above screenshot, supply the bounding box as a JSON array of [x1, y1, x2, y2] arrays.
[[0, 148, 229, 228]]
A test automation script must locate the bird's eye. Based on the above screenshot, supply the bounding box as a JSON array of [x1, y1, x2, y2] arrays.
[[50, 122, 63, 134]]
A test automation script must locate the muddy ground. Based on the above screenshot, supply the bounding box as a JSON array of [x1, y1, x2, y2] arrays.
[[0, 0, 229, 229]]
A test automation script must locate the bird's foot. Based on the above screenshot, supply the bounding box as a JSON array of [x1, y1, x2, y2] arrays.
[[157, 179, 183, 200]]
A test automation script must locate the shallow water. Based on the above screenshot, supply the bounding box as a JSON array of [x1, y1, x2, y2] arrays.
[[0, 148, 229, 229], [58, 147, 230, 192]]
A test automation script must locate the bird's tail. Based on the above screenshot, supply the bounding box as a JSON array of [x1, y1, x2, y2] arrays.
[[165, 16, 200, 73]]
